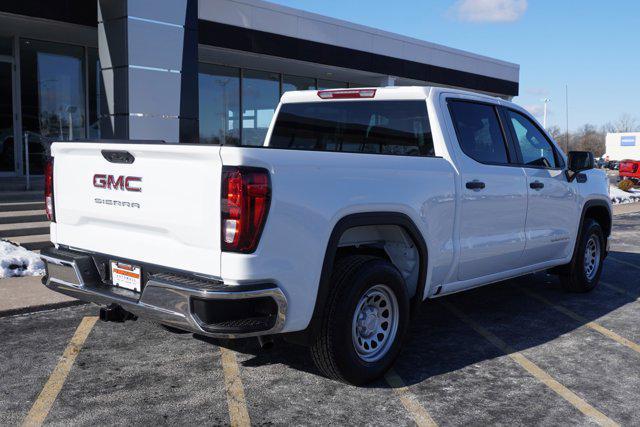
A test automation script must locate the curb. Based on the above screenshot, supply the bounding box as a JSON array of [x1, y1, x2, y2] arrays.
[[613, 202, 640, 216], [0, 300, 88, 318]]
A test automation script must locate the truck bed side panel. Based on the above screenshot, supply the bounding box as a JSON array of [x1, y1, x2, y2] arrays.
[[219, 146, 456, 332]]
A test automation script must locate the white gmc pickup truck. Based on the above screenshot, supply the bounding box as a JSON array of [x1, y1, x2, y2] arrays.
[[41, 87, 611, 384]]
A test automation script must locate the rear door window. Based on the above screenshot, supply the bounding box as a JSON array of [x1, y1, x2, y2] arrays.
[[448, 101, 510, 165], [269, 101, 435, 157]]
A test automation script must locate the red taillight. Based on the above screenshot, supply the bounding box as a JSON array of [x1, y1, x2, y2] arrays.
[[317, 89, 376, 99], [44, 159, 55, 221], [221, 167, 271, 253]]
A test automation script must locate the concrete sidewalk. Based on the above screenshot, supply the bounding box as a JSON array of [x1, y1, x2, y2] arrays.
[[613, 202, 640, 216], [0, 276, 82, 317]]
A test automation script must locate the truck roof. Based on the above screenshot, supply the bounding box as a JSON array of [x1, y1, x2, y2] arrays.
[[279, 86, 504, 104]]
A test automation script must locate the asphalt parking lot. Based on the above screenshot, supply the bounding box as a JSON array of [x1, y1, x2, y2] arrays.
[[1, 213, 639, 426]]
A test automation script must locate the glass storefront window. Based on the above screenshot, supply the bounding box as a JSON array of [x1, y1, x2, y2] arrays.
[[0, 37, 13, 56], [0, 37, 15, 173], [242, 69, 279, 146], [318, 79, 347, 90], [282, 75, 316, 94], [199, 64, 240, 145], [88, 48, 102, 139], [196, 66, 347, 146], [20, 39, 86, 174], [0, 62, 15, 173]]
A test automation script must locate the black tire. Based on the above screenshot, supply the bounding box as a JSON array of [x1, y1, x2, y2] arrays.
[[310, 255, 410, 385], [560, 218, 605, 293]]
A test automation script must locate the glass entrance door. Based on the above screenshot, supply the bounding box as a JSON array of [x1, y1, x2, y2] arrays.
[[0, 61, 17, 175], [20, 39, 87, 175]]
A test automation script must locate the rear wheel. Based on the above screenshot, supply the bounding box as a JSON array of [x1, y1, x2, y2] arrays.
[[310, 255, 409, 385], [560, 218, 605, 293]]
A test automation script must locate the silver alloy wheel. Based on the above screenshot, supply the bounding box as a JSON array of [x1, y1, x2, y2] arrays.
[[584, 234, 601, 281], [351, 284, 399, 362]]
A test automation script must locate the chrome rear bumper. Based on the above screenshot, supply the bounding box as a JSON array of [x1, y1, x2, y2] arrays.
[[40, 247, 287, 338]]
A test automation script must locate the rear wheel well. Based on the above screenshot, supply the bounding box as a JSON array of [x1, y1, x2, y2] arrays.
[[335, 225, 421, 299], [283, 212, 427, 347]]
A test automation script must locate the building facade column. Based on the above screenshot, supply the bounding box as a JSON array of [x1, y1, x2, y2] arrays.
[[98, 0, 198, 142]]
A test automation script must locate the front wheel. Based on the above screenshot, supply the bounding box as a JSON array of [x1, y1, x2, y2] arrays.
[[560, 218, 605, 293], [310, 256, 409, 385]]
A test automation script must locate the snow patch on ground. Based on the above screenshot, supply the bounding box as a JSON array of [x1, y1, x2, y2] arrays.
[[0, 240, 45, 278], [610, 185, 640, 205]]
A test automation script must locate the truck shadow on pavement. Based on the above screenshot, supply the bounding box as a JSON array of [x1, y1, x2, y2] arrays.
[[199, 251, 640, 388]]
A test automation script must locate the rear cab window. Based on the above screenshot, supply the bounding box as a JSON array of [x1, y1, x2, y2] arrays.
[[268, 100, 435, 157]]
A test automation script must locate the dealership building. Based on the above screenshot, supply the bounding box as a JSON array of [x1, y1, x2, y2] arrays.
[[604, 132, 640, 161], [0, 0, 519, 178]]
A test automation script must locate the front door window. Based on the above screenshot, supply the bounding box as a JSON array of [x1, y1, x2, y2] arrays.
[[507, 110, 559, 168]]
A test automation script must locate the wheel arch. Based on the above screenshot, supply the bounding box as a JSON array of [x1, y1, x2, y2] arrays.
[[582, 200, 612, 237], [283, 212, 428, 346], [572, 199, 612, 262]]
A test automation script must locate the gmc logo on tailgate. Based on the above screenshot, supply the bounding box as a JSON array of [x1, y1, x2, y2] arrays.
[[93, 174, 142, 192]]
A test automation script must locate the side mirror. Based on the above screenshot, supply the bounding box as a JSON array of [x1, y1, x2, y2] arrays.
[[566, 151, 594, 182], [568, 151, 594, 172]]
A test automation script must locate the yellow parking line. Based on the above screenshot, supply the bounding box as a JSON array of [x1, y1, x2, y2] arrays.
[[608, 256, 640, 271], [440, 301, 618, 427], [385, 368, 438, 427], [521, 288, 640, 355], [21, 316, 98, 427], [600, 280, 638, 300], [220, 347, 251, 427]]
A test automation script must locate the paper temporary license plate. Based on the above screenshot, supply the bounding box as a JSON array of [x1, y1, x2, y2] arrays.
[[110, 261, 142, 293]]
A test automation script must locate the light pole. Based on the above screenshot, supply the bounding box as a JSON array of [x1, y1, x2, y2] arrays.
[[542, 98, 550, 129], [565, 85, 569, 152]]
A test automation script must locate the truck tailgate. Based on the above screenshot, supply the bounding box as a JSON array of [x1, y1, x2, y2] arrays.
[[51, 142, 222, 278]]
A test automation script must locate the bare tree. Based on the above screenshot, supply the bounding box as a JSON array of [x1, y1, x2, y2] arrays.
[[614, 114, 639, 133], [547, 125, 562, 142], [546, 126, 570, 152], [572, 124, 605, 157], [601, 122, 616, 134]]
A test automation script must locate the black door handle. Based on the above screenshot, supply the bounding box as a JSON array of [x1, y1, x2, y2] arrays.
[[530, 181, 544, 190], [466, 180, 486, 190]]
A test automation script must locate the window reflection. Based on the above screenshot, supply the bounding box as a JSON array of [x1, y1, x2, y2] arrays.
[[0, 62, 15, 172], [20, 39, 86, 174], [199, 64, 240, 145], [282, 75, 316, 94], [88, 48, 102, 139], [317, 79, 347, 90], [0, 37, 13, 56], [197, 64, 352, 147], [242, 69, 279, 146], [508, 110, 558, 168]]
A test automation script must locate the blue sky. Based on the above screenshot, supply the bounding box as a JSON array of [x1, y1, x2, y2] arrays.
[[269, 0, 640, 131]]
